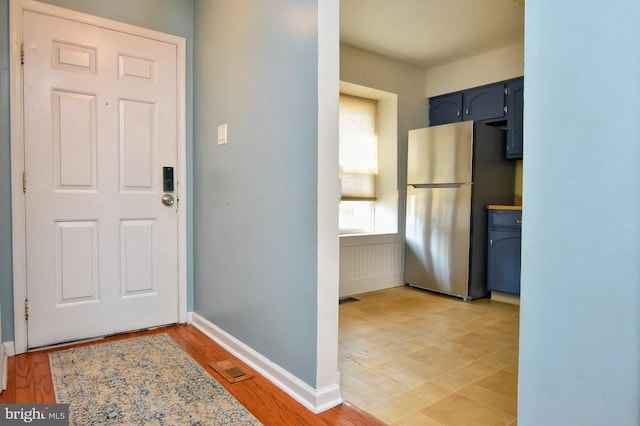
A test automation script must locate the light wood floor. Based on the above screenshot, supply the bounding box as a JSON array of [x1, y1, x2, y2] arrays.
[[339, 286, 520, 425], [0, 324, 384, 425]]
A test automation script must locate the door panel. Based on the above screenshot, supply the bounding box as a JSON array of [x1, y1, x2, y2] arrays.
[[56, 221, 98, 303], [407, 122, 474, 185], [429, 93, 462, 126], [487, 232, 522, 295], [404, 185, 472, 297], [23, 10, 179, 348], [53, 90, 97, 189], [120, 100, 156, 190], [506, 78, 524, 158], [463, 84, 506, 121], [121, 219, 156, 296]]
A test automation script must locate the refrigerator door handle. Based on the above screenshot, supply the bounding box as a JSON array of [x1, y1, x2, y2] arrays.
[[410, 183, 470, 189]]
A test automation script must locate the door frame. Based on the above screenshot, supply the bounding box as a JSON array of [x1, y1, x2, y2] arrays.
[[9, 0, 188, 354]]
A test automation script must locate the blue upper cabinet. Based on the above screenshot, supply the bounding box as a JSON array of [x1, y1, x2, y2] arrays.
[[463, 83, 506, 121], [428, 77, 524, 159], [506, 77, 524, 159], [429, 82, 506, 126], [429, 93, 462, 126]]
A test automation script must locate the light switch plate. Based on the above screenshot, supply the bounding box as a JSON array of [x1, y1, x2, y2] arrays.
[[217, 123, 228, 145]]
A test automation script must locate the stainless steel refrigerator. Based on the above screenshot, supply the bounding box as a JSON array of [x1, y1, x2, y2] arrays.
[[404, 121, 515, 300]]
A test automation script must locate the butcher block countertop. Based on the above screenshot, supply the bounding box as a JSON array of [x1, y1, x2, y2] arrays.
[[486, 204, 523, 211]]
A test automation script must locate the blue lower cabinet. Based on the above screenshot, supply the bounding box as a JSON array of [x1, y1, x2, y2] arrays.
[[487, 209, 522, 295]]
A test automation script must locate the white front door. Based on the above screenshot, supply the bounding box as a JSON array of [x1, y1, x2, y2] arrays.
[[22, 9, 181, 348]]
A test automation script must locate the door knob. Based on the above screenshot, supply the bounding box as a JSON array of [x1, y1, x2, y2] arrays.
[[161, 194, 175, 206]]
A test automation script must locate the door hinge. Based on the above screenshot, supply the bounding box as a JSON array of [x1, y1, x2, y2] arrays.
[[25, 299, 29, 321], [21, 43, 25, 65], [22, 172, 27, 193]]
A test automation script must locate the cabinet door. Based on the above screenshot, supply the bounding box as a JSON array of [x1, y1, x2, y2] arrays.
[[487, 228, 522, 295], [506, 78, 524, 159], [429, 93, 462, 126], [463, 83, 506, 121]]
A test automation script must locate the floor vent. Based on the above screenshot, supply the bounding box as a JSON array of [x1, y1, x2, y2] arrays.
[[339, 296, 360, 305], [208, 360, 254, 383]]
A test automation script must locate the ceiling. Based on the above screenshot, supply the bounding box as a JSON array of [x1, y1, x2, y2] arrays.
[[340, 0, 525, 69]]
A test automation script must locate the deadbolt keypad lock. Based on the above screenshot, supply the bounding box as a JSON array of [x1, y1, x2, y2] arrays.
[[163, 167, 174, 192]]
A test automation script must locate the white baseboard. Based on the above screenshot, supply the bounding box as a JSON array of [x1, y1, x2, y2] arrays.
[[0, 344, 5, 391], [3, 342, 15, 357], [339, 273, 404, 297], [189, 312, 343, 414], [1, 354, 6, 391]]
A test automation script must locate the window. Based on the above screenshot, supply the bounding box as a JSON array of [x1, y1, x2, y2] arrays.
[[338, 82, 398, 236], [339, 200, 374, 234], [339, 94, 378, 233]]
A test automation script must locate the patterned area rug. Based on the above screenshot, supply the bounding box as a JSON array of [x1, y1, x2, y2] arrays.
[[49, 333, 261, 425]]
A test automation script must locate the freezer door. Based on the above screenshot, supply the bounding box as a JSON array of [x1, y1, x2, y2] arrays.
[[407, 121, 473, 185], [404, 184, 472, 297]]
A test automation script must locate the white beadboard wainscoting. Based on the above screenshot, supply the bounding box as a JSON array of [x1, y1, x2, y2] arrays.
[[339, 233, 404, 297]]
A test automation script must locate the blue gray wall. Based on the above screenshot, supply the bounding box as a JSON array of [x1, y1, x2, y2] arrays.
[[1, 0, 323, 389], [5, 1, 640, 419], [0, 0, 12, 341], [192, 0, 320, 386], [0, 0, 194, 341], [518, 0, 640, 424]]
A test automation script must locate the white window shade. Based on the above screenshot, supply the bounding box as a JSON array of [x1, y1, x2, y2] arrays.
[[339, 94, 378, 200]]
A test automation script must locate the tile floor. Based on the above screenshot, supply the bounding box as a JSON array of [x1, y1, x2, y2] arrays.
[[339, 285, 519, 425]]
